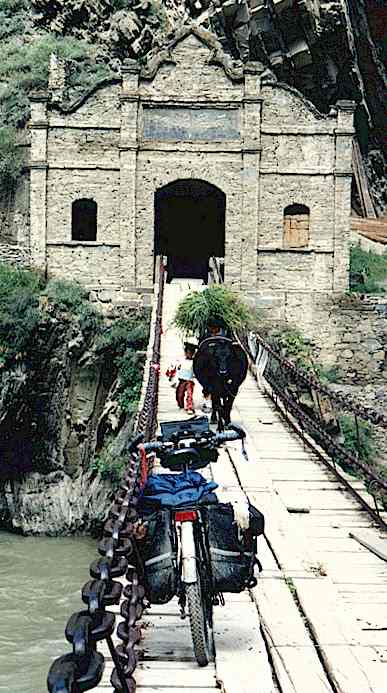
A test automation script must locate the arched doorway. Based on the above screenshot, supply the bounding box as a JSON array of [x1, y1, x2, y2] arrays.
[[154, 179, 226, 282]]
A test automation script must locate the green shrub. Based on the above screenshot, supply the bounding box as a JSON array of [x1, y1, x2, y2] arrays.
[[174, 284, 253, 337], [91, 442, 126, 486], [0, 263, 44, 365], [117, 350, 145, 413], [96, 313, 150, 358], [0, 28, 111, 190], [268, 327, 315, 372], [349, 246, 387, 294], [0, 126, 23, 190], [44, 278, 89, 312], [338, 414, 375, 463], [313, 363, 343, 384], [0, 0, 26, 41], [95, 311, 150, 414]]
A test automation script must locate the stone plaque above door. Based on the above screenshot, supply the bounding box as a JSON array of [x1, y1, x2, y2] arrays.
[[142, 106, 240, 142]]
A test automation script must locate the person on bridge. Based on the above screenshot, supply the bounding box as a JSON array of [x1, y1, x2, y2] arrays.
[[175, 342, 197, 415]]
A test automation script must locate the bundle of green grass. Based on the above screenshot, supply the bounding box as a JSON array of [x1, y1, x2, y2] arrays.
[[174, 285, 253, 338]]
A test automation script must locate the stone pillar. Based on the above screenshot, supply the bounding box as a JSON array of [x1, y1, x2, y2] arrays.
[[29, 92, 48, 271], [119, 61, 140, 291], [240, 63, 262, 292], [333, 100, 355, 292]]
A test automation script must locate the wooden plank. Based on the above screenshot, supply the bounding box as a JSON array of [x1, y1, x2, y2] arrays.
[[100, 661, 217, 688], [213, 604, 275, 693], [251, 578, 314, 648], [93, 684, 219, 693], [292, 578, 378, 693], [352, 140, 377, 218], [292, 578, 362, 645], [349, 530, 387, 562], [269, 646, 332, 693]]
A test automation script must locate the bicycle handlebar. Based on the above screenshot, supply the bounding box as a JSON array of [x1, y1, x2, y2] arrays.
[[138, 426, 245, 455]]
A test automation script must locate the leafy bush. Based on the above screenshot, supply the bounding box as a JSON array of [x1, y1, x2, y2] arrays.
[[0, 25, 111, 190], [338, 414, 375, 463], [44, 278, 89, 312], [95, 311, 150, 413], [117, 350, 145, 413], [0, 263, 44, 366], [0, 126, 23, 191], [0, 34, 109, 126], [96, 313, 150, 357], [349, 246, 387, 294], [174, 284, 253, 337], [268, 327, 315, 372], [0, 0, 26, 41], [91, 441, 126, 486]]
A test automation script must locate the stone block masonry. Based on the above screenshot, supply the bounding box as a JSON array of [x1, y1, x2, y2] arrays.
[[10, 25, 353, 322]]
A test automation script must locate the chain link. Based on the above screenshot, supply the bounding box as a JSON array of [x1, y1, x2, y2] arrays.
[[47, 260, 165, 693], [247, 332, 387, 429]]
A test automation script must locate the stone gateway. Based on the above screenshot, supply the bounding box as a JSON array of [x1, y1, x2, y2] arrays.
[[27, 26, 354, 318]]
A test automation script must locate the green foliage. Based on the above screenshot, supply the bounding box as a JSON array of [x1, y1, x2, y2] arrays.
[[117, 351, 145, 413], [96, 313, 150, 357], [0, 19, 111, 190], [110, 0, 130, 9], [43, 278, 103, 337], [95, 311, 150, 413], [349, 246, 387, 294], [91, 442, 126, 486], [269, 327, 315, 371], [0, 263, 44, 366], [0, 0, 26, 40], [174, 285, 253, 337], [44, 278, 89, 312], [0, 34, 109, 127], [313, 363, 343, 384], [338, 414, 375, 463], [0, 126, 23, 191]]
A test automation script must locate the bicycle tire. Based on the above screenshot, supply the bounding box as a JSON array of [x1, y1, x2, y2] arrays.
[[186, 581, 210, 667]]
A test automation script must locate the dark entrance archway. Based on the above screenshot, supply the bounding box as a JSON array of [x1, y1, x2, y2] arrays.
[[154, 179, 226, 282]]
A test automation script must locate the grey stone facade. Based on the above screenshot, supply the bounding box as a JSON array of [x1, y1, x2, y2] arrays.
[[25, 26, 354, 312]]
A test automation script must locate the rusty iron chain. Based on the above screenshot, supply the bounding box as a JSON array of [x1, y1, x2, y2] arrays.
[[246, 332, 387, 430], [47, 260, 165, 693], [266, 370, 387, 493]]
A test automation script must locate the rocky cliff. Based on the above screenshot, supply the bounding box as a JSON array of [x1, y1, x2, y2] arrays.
[[0, 268, 150, 534]]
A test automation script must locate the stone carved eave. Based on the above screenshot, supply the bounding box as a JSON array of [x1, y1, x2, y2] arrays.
[[46, 28, 335, 121], [140, 24, 244, 83], [49, 78, 121, 115], [261, 78, 333, 121], [48, 25, 246, 115]]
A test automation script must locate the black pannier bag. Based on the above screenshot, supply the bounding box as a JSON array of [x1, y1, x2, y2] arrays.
[[141, 509, 178, 604], [206, 502, 264, 593]]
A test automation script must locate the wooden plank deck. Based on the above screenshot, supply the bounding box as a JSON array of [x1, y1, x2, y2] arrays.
[[97, 280, 386, 692]]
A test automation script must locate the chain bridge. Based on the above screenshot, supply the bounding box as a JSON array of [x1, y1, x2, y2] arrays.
[[48, 260, 387, 693]]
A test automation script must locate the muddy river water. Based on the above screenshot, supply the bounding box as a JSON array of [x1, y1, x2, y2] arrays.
[[0, 531, 96, 693]]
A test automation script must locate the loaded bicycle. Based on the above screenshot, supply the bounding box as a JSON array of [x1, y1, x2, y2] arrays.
[[134, 416, 264, 666]]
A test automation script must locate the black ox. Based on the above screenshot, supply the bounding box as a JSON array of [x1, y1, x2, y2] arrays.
[[193, 336, 248, 430]]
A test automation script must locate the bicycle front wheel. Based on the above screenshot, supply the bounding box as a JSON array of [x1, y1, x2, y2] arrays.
[[186, 581, 210, 667]]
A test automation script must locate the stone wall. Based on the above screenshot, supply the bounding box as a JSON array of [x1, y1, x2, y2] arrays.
[[23, 27, 354, 318], [0, 243, 31, 268], [257, 289, 386, 387], [328, 295, 387, 385], [0, 171, 30, 246]]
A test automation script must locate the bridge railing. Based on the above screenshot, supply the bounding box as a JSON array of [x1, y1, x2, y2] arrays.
[[240, 329, 387, 527], [47, 257, 165, 693], [208, 259, 387, 525]]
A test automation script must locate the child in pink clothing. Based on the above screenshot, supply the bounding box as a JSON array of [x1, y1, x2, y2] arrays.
[[167, 343, 197, 415]]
